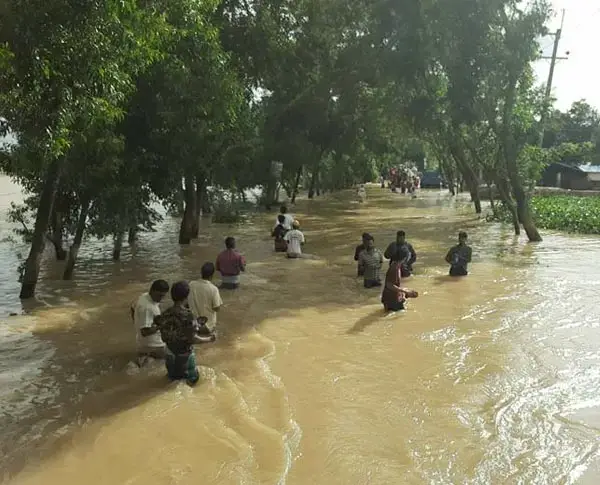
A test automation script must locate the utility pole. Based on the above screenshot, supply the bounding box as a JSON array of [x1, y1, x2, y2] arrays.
[[539, 9, 568, 147]]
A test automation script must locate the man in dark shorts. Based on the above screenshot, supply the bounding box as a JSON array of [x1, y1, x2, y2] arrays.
[[384, 230, 417, 277], [354, 232, 370, 277], [445, 231, 472, 276], [154, 281, 215, 386]]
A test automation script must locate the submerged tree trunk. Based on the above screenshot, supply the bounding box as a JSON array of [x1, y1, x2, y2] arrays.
[[192, 175, 204, 238], [291, 166, 303, 203], [308, 163, 320, 199], [63, 199, 90, 280], [48, 203, 67, 260], [20, 158, 62, 299], [496, 178, 520, 236], [128, 227, 137, 245], [502, 76, 542, 242], [112, 232, 124, 261], [179, 174, 197, 244]]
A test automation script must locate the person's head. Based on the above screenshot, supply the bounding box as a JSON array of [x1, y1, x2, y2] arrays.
[[458, 231, 468, 244], [396, 230, 406, 244], [149, 279, 169, 303], [201, 262, 215, 280], [170, 281, 190, 304], [225, 236, 236, 249], [280, 205, 288, 215], [277, 214, 285, 225], [365, 234, 375, 250], [292, 220, 300, 229], [361, 232, 370, 244]]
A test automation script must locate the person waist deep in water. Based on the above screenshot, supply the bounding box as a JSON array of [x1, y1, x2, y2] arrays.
[[131, 279, 169, 366], [272, 214, 288, 252], [276, 205, 294, 231], [358, 234, 383, 288], [354, 232, 370, 276], [284, 220, 305, 258], [445, 231, 472, 276], [154, 281, 215, 386], [384, 230, 417, 277], [188, 262, 223, 336], [216, 236, 246, 289], [381, 246, 419, 312]]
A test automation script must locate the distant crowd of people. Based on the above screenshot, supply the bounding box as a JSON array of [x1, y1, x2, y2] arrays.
[[130, 199, 473, 386]]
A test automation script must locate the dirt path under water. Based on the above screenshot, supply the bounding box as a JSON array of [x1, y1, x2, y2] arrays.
[[2, 182, 600, 484]]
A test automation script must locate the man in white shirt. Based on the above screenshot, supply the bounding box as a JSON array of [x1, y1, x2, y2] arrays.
[[132, 279, 169, 363], [188, 262, 223, 333], [284, 220, 305, 258], [275, 205, 294, 231]]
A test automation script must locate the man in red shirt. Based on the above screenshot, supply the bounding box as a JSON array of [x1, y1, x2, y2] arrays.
[[216, 237, 246, 289]]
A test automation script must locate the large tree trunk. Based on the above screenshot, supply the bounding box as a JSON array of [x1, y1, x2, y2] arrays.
[[112, 232, 124, 261], [291, 166, 302, 203], [48, 202, 67, 260], [179, 174, 196, 244], [308, 164, 320, 199], [191, 175, 204, 238], [496, 177, 520, 236], [128, 227, 137, 245], [502, 76, 542, 242], [20, 158, 62, 299], [63, 199, 90, 280]]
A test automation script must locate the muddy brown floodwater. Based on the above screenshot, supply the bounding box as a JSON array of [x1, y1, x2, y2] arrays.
[[1, 176, 600, 484]]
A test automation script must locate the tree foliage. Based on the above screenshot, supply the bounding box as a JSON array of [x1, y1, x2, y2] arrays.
[[1, 0, 590, 297]]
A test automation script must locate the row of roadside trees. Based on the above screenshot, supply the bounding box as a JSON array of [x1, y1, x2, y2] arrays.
[[0, 0, 597, 299]]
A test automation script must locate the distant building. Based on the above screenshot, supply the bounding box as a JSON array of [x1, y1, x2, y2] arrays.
[[540, 163, 600, 190]]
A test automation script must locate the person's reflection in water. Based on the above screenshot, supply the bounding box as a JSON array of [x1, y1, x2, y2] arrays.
[[154, 281, 215, 386], [381, 247, 418, 312], [445, 231, 472, 277]]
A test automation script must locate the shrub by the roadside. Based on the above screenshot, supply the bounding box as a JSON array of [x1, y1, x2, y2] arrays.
[[489, 196, 600, 234]]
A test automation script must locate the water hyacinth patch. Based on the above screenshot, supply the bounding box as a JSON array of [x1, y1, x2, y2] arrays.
[[489, 196, 600, 235], [529, 196, 600, 234]]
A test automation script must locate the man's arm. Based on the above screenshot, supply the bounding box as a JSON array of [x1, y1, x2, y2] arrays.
[[466, 247, 472, 263], [140, 311, 160, 337], [408, 244, 417, 264], [445, 248, 453, 264], [239, 254, 246, 272], [383, 243, 393, 260], [212, 288, 223, 312]]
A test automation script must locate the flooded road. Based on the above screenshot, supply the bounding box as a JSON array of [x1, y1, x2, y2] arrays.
[[1, 175, 600, 484]]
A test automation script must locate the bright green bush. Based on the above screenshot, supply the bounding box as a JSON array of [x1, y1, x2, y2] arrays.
[[490, 196, 600, 234]]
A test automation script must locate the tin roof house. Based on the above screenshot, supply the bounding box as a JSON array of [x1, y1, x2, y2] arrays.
[[540, 162, 600, 190]]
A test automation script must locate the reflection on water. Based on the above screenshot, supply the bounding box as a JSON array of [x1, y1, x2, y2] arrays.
[[1, 175, 600, 484]]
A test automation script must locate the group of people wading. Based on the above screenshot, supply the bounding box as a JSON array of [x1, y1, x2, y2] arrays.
[[354, 230, 473, 311], [131, 198, 473, 386], [131, 237, 246, 384], [384, 164, 421, 195]]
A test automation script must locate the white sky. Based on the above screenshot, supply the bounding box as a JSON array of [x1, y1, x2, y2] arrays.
[[534, 0, 600, 111]]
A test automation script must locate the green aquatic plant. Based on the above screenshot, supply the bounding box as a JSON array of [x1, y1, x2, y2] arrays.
[[489, 196, 600, 234]]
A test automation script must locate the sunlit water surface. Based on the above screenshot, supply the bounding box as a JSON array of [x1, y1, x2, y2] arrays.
[[1, 175, 600, 484]]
